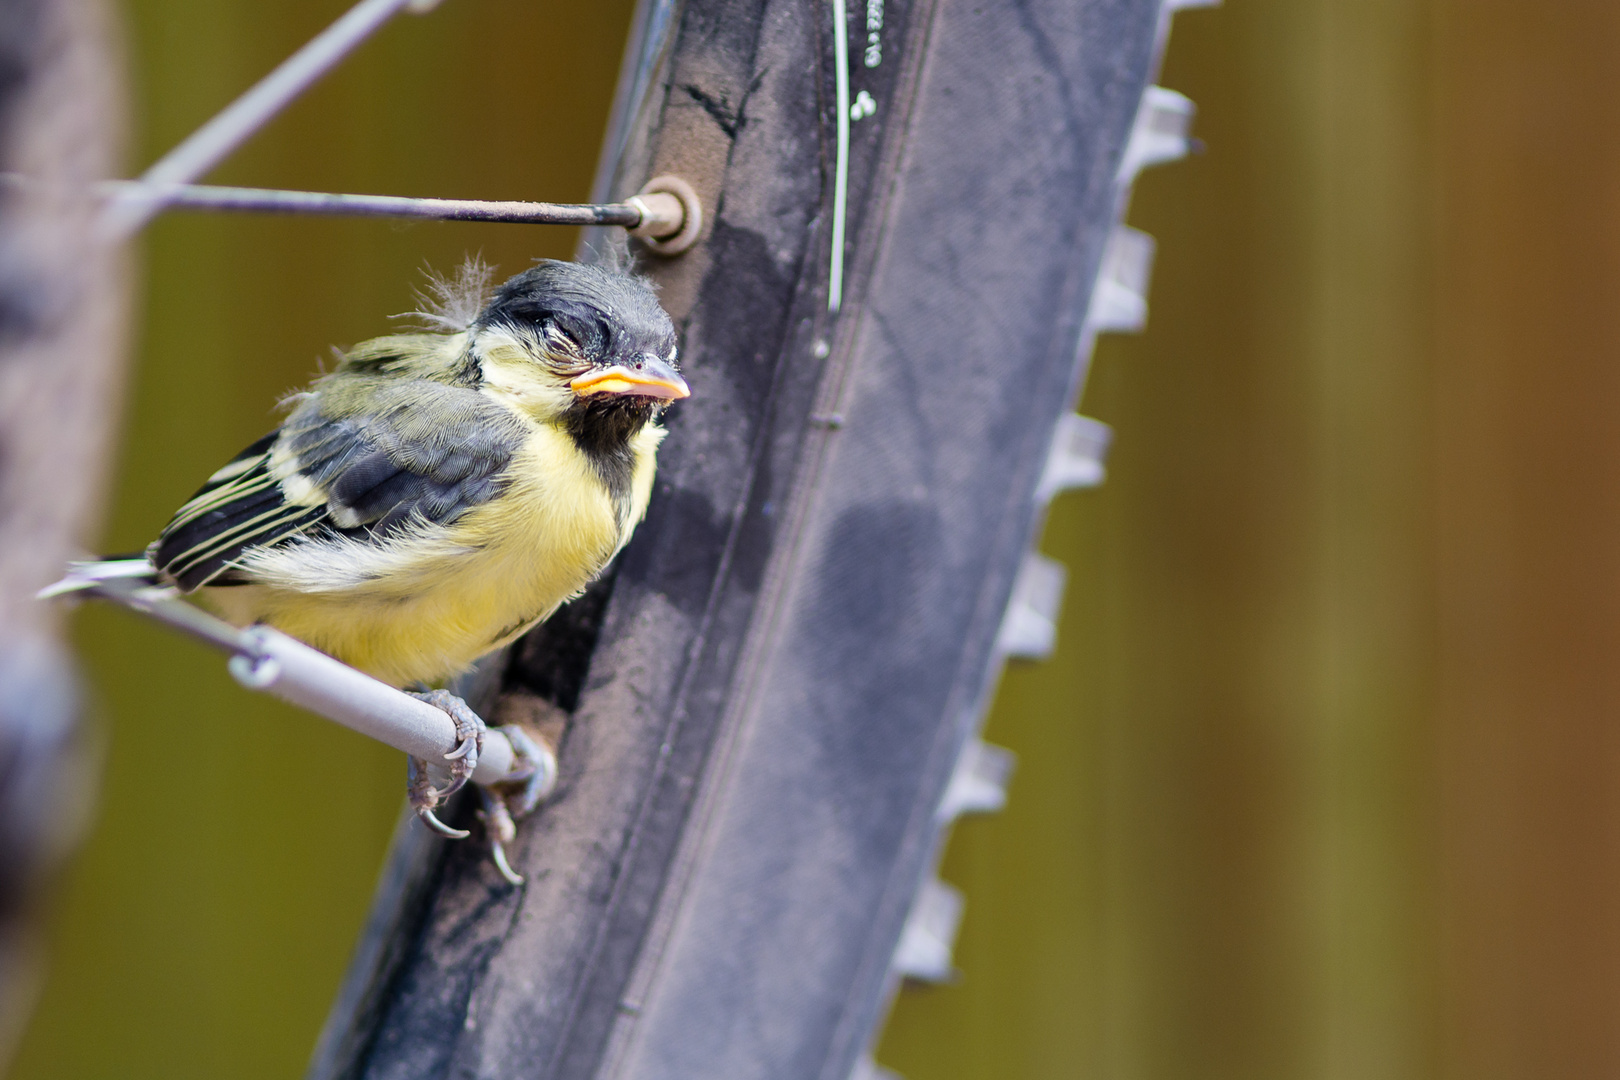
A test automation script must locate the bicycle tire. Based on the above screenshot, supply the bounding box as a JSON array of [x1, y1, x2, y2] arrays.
[[309, 1, 1194, 1077]]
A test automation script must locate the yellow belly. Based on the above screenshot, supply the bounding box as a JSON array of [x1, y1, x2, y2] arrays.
[[204, 423, 662, 686]]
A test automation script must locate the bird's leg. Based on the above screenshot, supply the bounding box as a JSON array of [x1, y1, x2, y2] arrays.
[[405, 688, 486, 838]]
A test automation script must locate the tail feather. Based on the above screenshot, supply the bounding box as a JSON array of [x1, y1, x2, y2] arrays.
[[37, 558, 156, 599]]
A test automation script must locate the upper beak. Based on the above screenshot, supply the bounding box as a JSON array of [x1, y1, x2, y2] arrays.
[[570, 355, 691, 401]]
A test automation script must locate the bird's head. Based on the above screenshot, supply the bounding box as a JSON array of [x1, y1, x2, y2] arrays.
[[470, 260, 688, 426]]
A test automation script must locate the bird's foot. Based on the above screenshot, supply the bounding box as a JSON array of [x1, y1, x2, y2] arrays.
[[473, 724, 559, 886], [405, 688, 486, 839], [493, 723, 558, 819], [402, 688, 559, 881]]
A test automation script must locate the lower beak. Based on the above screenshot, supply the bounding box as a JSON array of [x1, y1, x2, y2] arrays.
[[570, 356, 691, 401]]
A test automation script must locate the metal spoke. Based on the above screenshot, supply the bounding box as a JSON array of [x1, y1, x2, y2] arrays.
[[100, 180, 645, 228], [7, 173, 695, 239]]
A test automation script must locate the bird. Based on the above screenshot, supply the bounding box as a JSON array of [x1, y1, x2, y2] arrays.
[[44, 257, 688, 837]]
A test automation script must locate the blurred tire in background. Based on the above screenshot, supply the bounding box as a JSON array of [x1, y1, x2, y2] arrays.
[[11, 2, 1620, 1080], [0, 0, 125, 1071]]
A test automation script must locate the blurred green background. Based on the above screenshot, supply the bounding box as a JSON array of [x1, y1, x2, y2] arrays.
[[17, 1, 1620, 1079]]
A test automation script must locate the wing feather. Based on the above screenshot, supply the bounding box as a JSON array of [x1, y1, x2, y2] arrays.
[[150, 378, 528, 592]]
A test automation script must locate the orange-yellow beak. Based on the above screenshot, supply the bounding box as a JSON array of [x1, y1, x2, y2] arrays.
[[569, 355, 690, 401]]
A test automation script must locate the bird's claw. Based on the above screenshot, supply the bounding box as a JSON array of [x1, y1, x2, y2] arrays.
[[405, 689, 487, 839], [419, 806, 471, 839], [409, 688, 484, 799], [478, 787, 524, 886], [407, 753, 471, 838], [467, 724, 559, 887]]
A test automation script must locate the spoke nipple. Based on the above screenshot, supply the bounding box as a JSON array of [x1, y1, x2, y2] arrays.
[[628, 175, 702, 256]]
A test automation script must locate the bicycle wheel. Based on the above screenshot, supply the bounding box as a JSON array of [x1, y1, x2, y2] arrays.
[[310, 1, 1199, 1077]]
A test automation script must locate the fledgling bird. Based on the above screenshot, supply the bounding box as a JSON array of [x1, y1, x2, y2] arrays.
[[50, 258, 687, 833]]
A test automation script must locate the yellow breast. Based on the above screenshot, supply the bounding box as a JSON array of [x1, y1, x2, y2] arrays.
[[205, 421, 665, 687]]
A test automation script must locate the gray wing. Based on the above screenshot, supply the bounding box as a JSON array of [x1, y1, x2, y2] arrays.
[[151, 380, 529, 591]]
